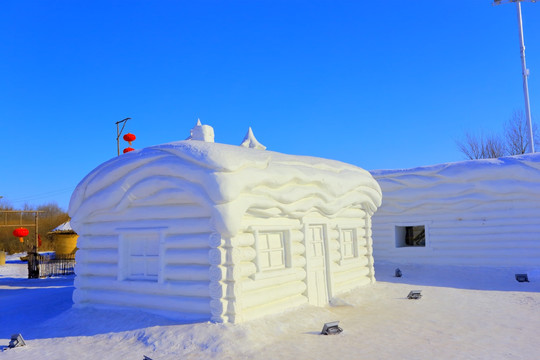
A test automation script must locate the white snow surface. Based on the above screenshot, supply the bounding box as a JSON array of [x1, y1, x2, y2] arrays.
[[69, 140, 381, 236], [2, 253, 539, 360], [50, 221, 73, 233], [370, 153, 540, 210]]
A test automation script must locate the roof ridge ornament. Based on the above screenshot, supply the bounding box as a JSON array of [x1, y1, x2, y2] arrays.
[[240, 127, 266, 150]]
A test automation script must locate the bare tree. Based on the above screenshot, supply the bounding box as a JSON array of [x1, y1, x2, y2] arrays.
[[457, 132, 506, 160], [0, 201, 68, 254], [504, 110, 539, 155], [457, 110, 538, 160]]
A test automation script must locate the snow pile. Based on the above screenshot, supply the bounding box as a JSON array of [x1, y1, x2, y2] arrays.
[[70, 140, 381, 236], [1, 258, 539, 359], [371, 153, 540, 266]]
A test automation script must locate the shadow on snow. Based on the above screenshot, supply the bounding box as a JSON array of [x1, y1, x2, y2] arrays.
[[0, 275, 201, 342], [374, 261, 540, 293]]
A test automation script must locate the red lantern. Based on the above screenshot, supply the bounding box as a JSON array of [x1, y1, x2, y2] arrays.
[[123, 147, 135, 154], [123, 133, 136, 145], [13, 227, 29, 243]]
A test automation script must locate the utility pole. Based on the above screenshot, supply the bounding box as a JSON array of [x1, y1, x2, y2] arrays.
[[116, 118, 131, 156], [494, 0, 536, 153]]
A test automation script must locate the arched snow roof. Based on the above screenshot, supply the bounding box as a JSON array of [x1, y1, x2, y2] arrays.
[[371, 153, 540, 214], [69, 141, 382, 236]]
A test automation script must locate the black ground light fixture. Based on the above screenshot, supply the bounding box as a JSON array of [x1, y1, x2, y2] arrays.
[[515, 274, 529, 282], [395, 268, 402, 277], [407, 290, 422, 299], [321, 321, 343, 335], [8, 334, 26, 348]]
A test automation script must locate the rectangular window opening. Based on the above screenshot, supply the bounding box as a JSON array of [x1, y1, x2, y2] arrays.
[[395, 225, 425, 247]]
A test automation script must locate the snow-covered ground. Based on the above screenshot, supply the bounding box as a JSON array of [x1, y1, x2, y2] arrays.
[[1, 254, 539, 360]]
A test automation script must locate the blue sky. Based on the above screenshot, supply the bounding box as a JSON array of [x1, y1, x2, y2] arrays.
[[1, 0, 539, 211]]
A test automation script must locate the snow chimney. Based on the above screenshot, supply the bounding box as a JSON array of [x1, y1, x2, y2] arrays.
[[188, 119, 215, 142]]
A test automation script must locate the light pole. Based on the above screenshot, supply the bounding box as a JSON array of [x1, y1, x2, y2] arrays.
[[516, 0, 536, 153], [116, 117, 131, 156], [494, 0, 536, 153]]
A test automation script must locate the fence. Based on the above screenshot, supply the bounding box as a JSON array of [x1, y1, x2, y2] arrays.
[[27, 252, 76, 278]]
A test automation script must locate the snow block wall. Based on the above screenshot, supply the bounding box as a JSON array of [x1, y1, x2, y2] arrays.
[[69, 138, 381, 323], [370, 154, 540, 267]]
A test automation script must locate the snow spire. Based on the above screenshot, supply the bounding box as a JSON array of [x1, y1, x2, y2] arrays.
[[240, 127, 266, 150], [187, 118, 215, 142]]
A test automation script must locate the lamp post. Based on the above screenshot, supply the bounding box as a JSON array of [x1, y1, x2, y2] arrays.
[[516, 0, 536, 153], [494, 0, 536, 153], [116, 117, 131, 156]]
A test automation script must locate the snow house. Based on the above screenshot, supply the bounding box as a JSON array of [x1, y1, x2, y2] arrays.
[[68, 123, 382, 323], [370, 153, 540, 267]]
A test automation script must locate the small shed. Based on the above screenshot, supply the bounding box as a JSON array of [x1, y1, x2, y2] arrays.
[[49, 221, 78, 255], [69, 124, 381, 323], [371, 154, 540, 267]]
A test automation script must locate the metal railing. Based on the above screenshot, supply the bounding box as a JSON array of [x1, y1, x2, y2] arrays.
[[27, 252, 76, 278]]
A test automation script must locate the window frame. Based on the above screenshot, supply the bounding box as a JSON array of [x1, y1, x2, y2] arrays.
[[118, 231, 164, 283], [251, 228, 293, 280], [338, 226, 361, 265], [395, 224, 427, 248]]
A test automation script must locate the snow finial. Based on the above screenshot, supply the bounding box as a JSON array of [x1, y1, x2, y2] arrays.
[[187, 119, 215, 142], [240, 127, 266, 150]]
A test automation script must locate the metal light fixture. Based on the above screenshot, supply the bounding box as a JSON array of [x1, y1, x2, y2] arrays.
[[8, 334, 26, 348], [395, 268, 402, 277], [515, 273, 529, 282], [407, 290, 422, 299], [321, 321, 343, 335]]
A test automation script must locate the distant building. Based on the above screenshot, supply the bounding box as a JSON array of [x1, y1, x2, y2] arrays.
[[49, 221, 78, 255], [371, 154, 540, 267]]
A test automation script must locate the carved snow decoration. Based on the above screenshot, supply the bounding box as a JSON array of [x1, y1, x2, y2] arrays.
[[187, 119, 214, 142], [240, 127, 266, 150]]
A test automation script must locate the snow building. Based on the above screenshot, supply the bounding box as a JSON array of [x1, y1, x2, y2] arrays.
[[68, 122, 382, 323], [370, 153, 540, 267]]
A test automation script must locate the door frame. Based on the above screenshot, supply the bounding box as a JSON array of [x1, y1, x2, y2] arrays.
[[303, 221, 333, 305]]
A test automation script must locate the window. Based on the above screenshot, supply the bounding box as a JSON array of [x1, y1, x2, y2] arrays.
[[395, 225, 426, 247], [124, 234, 160, 281], [257, 231, 286, 271], [338, 228, 359, 264], [341, 229, 356, 259]]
